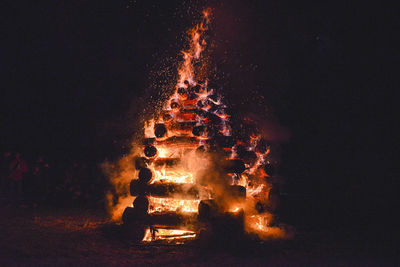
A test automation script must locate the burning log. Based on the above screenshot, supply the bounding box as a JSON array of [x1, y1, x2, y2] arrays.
[[122, 207, 148, 241], [130, 180, 212, 200], [138, 168, 152, 183], [176, 109, 199, 121], [198, 199, 218, 221], [162, 113, 173, 122], [133, 195, 149, 213], [182, 99, 198, 107], [145, 136, 199, 146], [154, 123, 167, 138], [152, 158, 180, 167], [149, 212, 200, 230], [177, 87, 187, 99], [170, 101, 180, 109], [198, 199, 245, 236], [144, 145, 157, 158]]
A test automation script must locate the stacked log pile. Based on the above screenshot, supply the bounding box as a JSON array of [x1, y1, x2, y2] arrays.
[[120, 11, 278, 242]]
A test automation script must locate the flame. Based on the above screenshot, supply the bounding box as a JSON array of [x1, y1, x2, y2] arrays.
[[148, 196, 200, 213], [248, 214, 268, 232], [143, 228, 196, 242], [152, 167, 195, 184]]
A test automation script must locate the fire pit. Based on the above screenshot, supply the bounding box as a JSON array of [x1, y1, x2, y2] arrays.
[[115, 9, 282, 243]]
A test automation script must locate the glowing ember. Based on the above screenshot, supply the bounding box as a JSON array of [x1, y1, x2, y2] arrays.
[[148, 197, 200, 213], [143, 228, 196, 242]]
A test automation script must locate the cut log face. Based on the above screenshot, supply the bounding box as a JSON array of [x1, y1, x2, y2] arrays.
[[154, 124, 167, 138], [170, 102, 179, 109], [144, 145, 157, 158], [138, 168, 152, 183]]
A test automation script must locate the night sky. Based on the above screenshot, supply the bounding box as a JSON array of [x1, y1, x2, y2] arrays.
[[1, 1, 397, 230]]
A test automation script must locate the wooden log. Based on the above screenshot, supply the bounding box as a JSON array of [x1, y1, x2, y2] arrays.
[[143, 137, 199, 149], [152, 158, 180, 168], [155, 136, 199, 146], [154, 123, 167, 138], [130, 181, 212, 200], [148, 212, 200, 230], [166, 121, 197, 131], [138, 168, 152, 183], [198, 199, 244, 225], [170, 101, 180, 109], [122, 207, 147, 241], [144, 145, 157, 158], [175, 111, 198, 121]]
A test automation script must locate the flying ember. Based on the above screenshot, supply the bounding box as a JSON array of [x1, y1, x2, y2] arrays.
[[107, 8, 286, 243]]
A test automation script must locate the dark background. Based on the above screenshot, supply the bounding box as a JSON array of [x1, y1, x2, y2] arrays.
[[1, 0, 397, 234]]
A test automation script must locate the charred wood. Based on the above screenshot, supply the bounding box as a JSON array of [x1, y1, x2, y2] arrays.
[[138, 168, 152, 183], [152, 158, 180, 167], [130, 181, 212, 200], [154, 124, 167, 138], [144, 145, 157, 158]]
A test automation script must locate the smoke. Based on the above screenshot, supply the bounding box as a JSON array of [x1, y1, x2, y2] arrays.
[[102, 144, 141, 221]]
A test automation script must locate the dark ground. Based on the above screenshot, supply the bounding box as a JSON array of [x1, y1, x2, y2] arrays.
[[0, 205, 397, 266]]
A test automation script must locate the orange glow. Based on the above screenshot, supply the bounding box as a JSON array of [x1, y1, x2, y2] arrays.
[[148, 196, 200, 213], [105, 8, 286, 243]]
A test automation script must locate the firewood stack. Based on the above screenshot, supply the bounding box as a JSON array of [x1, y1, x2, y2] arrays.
[[120, 10, 278, 242], [122, 80, 252, 241]]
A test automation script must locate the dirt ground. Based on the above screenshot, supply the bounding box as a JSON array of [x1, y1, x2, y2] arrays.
[[0, 205, 397, 266]]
